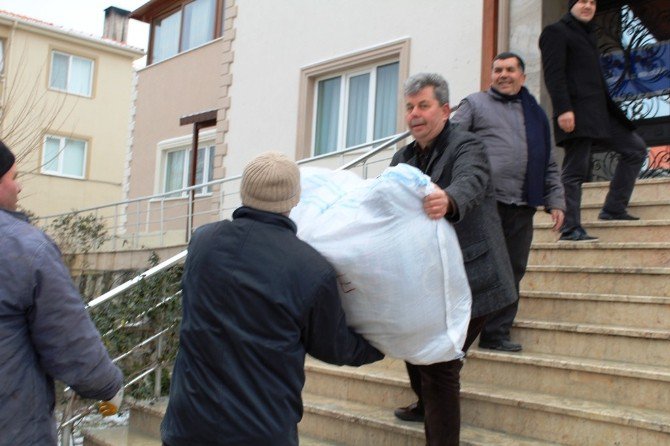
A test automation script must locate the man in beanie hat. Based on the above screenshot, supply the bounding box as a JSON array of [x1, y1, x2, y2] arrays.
[[540, 0, 647, 241], [162, 151, 383, 446], [0, 140, 123, 445]]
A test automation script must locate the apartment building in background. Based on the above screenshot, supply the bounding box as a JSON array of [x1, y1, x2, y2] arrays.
[[0, 7, 143, 217]]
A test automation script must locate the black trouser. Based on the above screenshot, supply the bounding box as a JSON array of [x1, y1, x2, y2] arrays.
[[479, 203, 536, 345], [561, 120, 646, 233], [404, 315, 488, 446]]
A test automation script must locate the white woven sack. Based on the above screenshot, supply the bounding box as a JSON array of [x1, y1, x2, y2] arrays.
[[291, 164, 471, 365]]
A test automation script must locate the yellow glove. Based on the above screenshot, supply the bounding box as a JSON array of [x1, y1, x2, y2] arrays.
[[98, 387, 123, 416]]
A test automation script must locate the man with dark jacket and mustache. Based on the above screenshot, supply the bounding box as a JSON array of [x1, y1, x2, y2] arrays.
[[539, 0, 647, 241]]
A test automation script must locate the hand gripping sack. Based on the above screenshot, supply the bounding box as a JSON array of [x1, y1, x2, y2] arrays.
[[291, 164, 471, 364]]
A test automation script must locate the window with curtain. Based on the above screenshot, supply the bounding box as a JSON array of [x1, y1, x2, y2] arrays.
[[42, 135, 87, 178], [182, 0, 216, 51], [163, 145, 216, 197], [152, 9, 181, 63], [313, 61, 399, 156], [150, 0, 223, 64], [49, 51, 94, 97]]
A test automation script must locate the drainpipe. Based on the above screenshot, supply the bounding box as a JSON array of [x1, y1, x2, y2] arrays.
[[497, 0, 510, 53], [0, 19, 19, 135]]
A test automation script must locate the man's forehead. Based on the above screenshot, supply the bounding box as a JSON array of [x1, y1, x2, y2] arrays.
[[493, 58, 519, 68], [405, 87, 436, 101]]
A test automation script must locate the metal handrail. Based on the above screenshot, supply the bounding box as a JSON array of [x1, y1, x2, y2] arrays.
[[101, 292, 181, 339], [60, 364, 161, 430], [86, 250, 187, 309], [41, 133, 404, 221], [338, 131, 409, 171]]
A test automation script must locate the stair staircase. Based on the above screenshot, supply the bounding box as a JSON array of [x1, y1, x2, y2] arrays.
[[83, 178, 670, 445]]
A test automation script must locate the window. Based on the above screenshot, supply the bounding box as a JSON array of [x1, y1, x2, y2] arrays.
[[42, 135, 87, 178], [163, 144, 216, 197], [150, 0, 221, 64], [313, 62, 399, 155], [296, 39, 410, 160], [49, 51, 94, 97]]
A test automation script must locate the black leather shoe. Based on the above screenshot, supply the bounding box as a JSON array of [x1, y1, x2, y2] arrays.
[[479, 340, 522, 352], [559, 228, 598, 242], [394, 402, 424, 422], [598, 211, 640, 221]]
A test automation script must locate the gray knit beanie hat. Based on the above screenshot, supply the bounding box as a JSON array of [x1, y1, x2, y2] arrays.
[[240, 151, 300, 214], [0, 140, 15, 178]]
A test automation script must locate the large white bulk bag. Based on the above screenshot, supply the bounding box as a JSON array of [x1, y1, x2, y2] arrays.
[[291, 164, 471, 365]]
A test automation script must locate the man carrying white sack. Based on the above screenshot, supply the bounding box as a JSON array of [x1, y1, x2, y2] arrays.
[[390, 73, 517, 446], [161, 152, 383, 446], [292, 163, 473, 365]]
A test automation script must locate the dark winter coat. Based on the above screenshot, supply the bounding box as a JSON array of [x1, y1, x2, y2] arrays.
[[0, 209, 123, 446], [161, 207, 383, 446], [539, 13, 635, 146], [390, 123, 517, 318]]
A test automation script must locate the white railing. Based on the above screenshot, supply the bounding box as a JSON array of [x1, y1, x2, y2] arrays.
[[40, 132, 409, 252]]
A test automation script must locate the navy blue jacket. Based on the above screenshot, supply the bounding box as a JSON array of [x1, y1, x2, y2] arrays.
[[0, 209, 122, 446], [161, 207, 383, 446]]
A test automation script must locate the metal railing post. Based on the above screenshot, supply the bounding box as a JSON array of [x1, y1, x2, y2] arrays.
[[154, 333, 164, 398], [113, 205, 119, 250], [60, 390, 76, 446]]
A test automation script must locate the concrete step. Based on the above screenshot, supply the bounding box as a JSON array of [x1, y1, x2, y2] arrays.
[[128, 398, 167, 439], [82, 424, 343, 446], [580, 178, 670, 203], [535, 200, 670, 223], [533, 220, 670, 243], [521, 265, 670, 297], [464, 349, 670, 412], [304, 357, 412, 410], [301, 392, 562, 446], [528, 242, 670, 268], [83, 425, 160, 446], [513, 318, 670, 367], [461, 382, 670, 446], [519, 290, 670, 330]]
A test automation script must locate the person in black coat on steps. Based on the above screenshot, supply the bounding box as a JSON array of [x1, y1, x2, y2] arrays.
[[539, 0, 647, 241]]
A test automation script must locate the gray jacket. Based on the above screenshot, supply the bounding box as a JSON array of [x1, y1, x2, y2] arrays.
[[452, 88, 565, 212], [0, 209, 122, 446], [391, 123, 517, 318]]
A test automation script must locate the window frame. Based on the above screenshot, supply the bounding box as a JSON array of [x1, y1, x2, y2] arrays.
[[296, 38, 410, 160], [0, 39, 5, 76], [48, 50, 95, 98], [312, 64, 396, 155], [148, 0, 226, 65], [157, 130, 217, 198], [41, 134, 88, 179]]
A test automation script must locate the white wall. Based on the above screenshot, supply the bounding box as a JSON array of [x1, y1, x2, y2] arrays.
[[225, 0, 484, 175]]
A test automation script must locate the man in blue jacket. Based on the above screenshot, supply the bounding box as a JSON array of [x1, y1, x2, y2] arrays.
[[161, 152, 383, 446], [0, 141, 123, 446]]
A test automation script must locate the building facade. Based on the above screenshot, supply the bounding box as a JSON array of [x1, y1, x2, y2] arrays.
[[124, 0, 667, 246], [0, 8, 143, 216]]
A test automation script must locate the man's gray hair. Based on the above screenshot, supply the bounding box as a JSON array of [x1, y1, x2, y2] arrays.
[[404, 73, 450, 105]]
